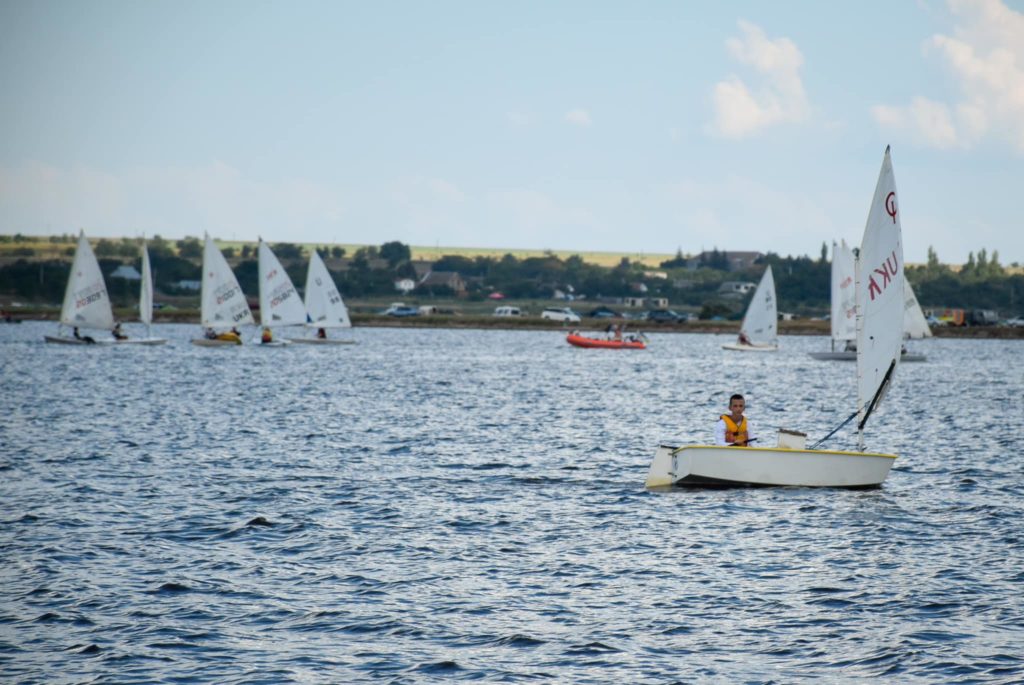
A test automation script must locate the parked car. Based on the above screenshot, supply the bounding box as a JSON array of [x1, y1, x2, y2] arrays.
[[1003, 316, 1024, 328], [968, 309, 999, 326], [587, 306, 621, 319], [541, 307, 581, 323], [494, 306, 522, 317], [645, 309, 687, 323], [383, 303, 420, 317]]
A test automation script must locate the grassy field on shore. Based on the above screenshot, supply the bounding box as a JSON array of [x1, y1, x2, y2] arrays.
[[0, 236, 677, 269]]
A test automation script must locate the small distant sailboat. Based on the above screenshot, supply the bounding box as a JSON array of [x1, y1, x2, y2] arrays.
[[132, 243, 168, 345], [44, 231, 116, 344], [287, 250, 356, 345], [900, 281, 932, 361], [811, 244, 927, 362], [191, 234, 254, 346], [722, 265, 777, 352], [647, 146, 905, 488], [254, 239, 308, 347]]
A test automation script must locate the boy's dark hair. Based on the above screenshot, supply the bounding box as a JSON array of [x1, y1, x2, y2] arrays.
[[729, 394, 745, 404]]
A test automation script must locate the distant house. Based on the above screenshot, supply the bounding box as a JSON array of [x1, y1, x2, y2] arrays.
[[109, 264, 141, 281], [410, 260, 434, 280], [624, 297, 646, 308], [718, 281, 757, 298], [175, 280, 201, 291], [418, 270, 466, 295], [647, 297, 668, 309]]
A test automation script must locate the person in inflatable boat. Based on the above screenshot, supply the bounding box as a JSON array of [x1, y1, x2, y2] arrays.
[[715, 394, 756, 447]]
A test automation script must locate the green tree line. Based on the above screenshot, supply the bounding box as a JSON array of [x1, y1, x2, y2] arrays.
[[1, 237, 1021, 317]]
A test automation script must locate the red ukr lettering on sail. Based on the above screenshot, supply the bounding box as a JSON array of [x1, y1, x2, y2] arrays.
[[867, 250, 899, 301], [885, 192, 897, 224]]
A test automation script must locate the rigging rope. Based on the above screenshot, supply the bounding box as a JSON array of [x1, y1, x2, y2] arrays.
[[809, 410, 859, 450]]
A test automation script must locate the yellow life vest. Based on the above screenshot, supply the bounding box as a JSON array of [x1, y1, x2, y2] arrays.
[[721, 414, 748, 445]]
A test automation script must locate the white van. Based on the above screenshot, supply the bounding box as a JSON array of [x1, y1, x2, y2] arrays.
[[494, 306, 522, 317], [541, 307, 581, 323]]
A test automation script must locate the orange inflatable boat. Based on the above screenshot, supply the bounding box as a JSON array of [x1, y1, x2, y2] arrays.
[[566, 332, 646, 349]]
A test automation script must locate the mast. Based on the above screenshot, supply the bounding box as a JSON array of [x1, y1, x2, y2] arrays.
[[854, 246, 864, 451]]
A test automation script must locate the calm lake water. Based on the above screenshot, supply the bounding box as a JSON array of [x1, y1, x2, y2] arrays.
[[2, 321, 1023, 683]]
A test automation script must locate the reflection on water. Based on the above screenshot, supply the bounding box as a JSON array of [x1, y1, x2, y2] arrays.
[[1, 322, 1022, 682]]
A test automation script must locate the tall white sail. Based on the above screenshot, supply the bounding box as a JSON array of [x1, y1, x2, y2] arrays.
[[60, 231, 115, 331], [739, 265, 777, 346], [831, 240, 857, 344], [903, 280, 932, 339], [856, 147, 905, 427], [257, 240, 307, 327], [140, 243, 154, 327], [200, 234, 254, 328], [304, 250, 351, 328]]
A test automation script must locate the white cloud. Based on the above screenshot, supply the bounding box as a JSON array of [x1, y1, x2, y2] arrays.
[[564, 109, 592, 127], [871, 97, 962, 149], [708, 20, 809, 139], [873, 0, 1024, 153]]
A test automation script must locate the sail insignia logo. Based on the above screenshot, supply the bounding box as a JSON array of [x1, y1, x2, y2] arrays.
[[885, 192, 897, 224]]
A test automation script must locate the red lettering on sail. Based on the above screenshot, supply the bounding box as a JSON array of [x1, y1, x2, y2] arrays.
[[868, 250, 899, 301], [885, 192, 897, 224]]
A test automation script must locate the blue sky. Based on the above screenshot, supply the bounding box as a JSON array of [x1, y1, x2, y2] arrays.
[[1, 0, 1022, 264]]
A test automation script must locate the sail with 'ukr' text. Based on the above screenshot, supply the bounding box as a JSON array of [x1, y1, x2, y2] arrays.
[[304, 250, 351, 328], [855, 146, 905, 429], [831, 239, 857, 345], [739, 265, 777, 346], [903, 280, 933, 340], [257, 239, 308, 328], [200, 234, 254, 328], [60, 231, 115, 331]]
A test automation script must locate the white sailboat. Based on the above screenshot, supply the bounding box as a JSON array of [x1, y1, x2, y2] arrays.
[[903, 281, 932, 340], [255, 239, 307, 346], [722, 265, 777, 351], [190, 234, 254, 346], [811, 244, 927, 362], [44, 231, 116, 344], [288, 250, 356, 345], [131, 243, 168, 345], [647, 146, 905, 488]]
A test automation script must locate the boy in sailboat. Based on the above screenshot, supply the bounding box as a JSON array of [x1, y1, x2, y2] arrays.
[[715, 394, 756, 447]]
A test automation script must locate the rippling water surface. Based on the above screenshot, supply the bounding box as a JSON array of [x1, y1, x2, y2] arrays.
[[2, 322, 1023, 683]]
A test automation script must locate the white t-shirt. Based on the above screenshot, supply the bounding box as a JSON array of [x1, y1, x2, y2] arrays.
[[715, 416, 756, 446]]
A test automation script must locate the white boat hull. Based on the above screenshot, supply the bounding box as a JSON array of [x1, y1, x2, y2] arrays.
[[645, 444, 896, 489], [45, 335, 167, 346], [722, 342, 778, 352], [286, 337, 356, 345], [809, 351, 926, 362]]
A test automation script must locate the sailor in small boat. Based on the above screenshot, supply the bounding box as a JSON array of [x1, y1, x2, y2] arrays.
[[112, 322, 128, 340], [73, 327, 96, 344], [214, 326, 242, 343], [261, 326, 273, 344], [715, 394, 756, 447], [204, 327, 218, 340], [316, 327, 327, 339]]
